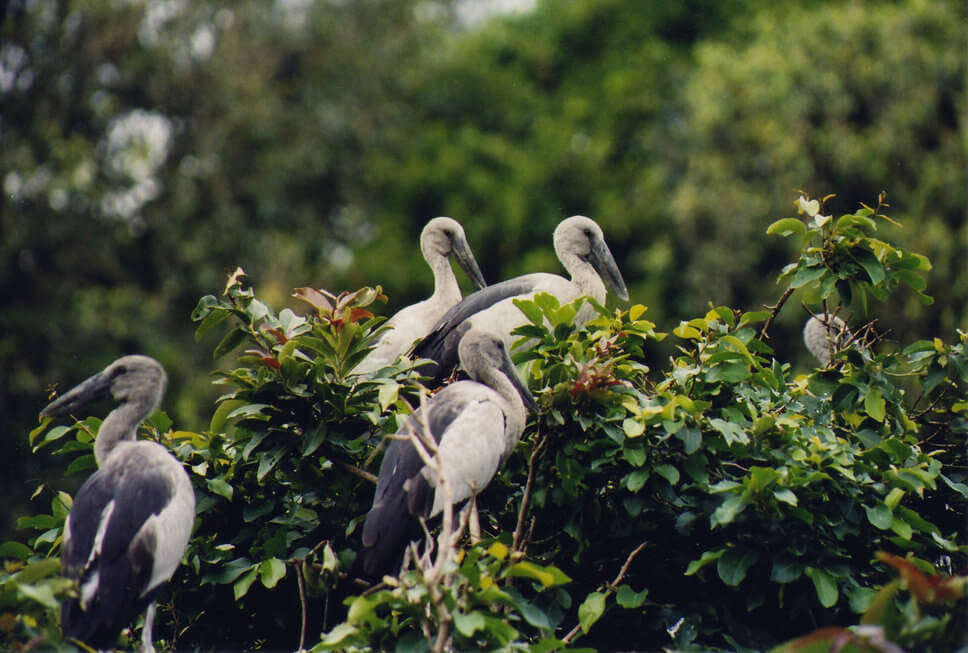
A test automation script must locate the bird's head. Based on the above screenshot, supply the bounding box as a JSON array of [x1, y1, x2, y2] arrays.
[[553, 216, 629, 301], [421, 217, 487, 290], [42, 355, 167, 418], [458, 329, 538, 414]]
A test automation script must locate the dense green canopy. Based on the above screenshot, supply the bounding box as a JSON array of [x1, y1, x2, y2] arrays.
[[0, 0, 965, 648]]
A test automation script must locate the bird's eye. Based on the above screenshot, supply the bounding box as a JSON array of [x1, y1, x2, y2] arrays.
[[583, 228, 593, 238]]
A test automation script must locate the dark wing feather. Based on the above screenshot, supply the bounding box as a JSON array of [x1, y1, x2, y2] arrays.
[[61, 458, 173, 649], [412, 277, 537, 386], [359, 386, 473, 578]]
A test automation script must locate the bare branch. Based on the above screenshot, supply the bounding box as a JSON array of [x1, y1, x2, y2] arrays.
[[758, 286, 795, 341], [512, 432, 548, 553], [294, 562, 308, 652], [561, 540, 649, 645]]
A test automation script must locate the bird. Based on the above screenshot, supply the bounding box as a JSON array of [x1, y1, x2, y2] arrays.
[[803, 313, 852, 366], [355, 217, 487, 375], [412, 215, 629, 386], [359, 329, 538, 578], [42, 355, 195, 652]]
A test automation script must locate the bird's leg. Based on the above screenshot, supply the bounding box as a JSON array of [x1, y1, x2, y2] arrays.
[[139, 601, 156, 653], [468, 495, 481, 544]]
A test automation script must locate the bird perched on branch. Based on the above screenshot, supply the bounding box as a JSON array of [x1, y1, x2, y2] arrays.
[[360, 329, 538, 578], [413, 215, 628, 386], [803, 313, 853, 366], [356, 217, 486, 375], [43, 355, 195, 652]]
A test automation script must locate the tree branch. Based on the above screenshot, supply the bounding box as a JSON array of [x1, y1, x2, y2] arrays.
[[758, 287, 795, 341], [512, 432, 548, 553], [561, 540, 649, 645], [294, 562, 307, 652]]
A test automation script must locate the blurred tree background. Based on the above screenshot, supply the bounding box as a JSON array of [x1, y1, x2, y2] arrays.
[[1, 0, 964, 543]]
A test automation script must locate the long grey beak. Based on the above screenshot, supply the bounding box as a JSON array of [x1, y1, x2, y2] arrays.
[[588, 238, 629, 301], [499, 353, 539, 414], [41, 369, 113, 418], [452, 236, 487, 291]]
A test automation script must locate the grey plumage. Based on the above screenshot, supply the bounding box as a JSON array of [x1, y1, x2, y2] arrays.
[[413, 215, 628, 386], [360, 329, 537, 578], [357, 217, 486, 375], [44, 355, 194, 652], [803, 314, 852, 366]]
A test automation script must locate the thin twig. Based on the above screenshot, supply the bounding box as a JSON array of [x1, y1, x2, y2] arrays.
[[758, 287, 795, 341], [295, 562, 308, 652], [319, 445, 378, 484], [512, 432, 548, 553], [608, 540, 648, 590], [561, 540, 649, 645]]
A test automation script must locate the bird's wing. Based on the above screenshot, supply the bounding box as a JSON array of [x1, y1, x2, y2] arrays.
[[359, 384, 483, 577], [412, 276, 539, 384], [60, 450, 178, 647]]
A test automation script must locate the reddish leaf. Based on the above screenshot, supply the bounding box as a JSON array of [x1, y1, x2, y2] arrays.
[[349, 308, 375, 323], [876, 551, 966, 603], [293, 287, 334, 313], [265, 328, 288, 344], [261, 357, 281, 370]]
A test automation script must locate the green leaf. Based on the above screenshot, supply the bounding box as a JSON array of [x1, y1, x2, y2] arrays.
[[513, 298, 546, 327], [654, 464, 679, 485], [773, 489, 798, 507], [16, 582, 60, 609], [625, 469, 649, 493], [615, 584, 648, 608], [853, 249, 886, 284], [210, 399, 247, 434], [65, 454, 96, 476], [675, 427, 701, 454], [206, 478, 234, 501], [453, 611, 486, 637], [622, 418, 644, 437], [711, 494, 748, 528], [506, 561, 567, 587], [214, 327, 248, 359], [28, 417, 53, 446], [766, 218, 807, 237], [790, 265, 826, 289], [234, 567, 259, 599], [259, 558, 287, 588], [622, 446, 646, 467], [804, 567, 838, 607], [716, 549, 757, 586], [0, 541, 33, 560], [578, 591, 606, 633], [864, 390, 886, 422], [685, 548, 725, 576], [865, 503, 893, 530]]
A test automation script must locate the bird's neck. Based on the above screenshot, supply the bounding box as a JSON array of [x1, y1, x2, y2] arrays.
[[94, 402, 143, 466], [558, 251, 607, 303], [428, 254, 461, 306], [487, 373, 527, 458]]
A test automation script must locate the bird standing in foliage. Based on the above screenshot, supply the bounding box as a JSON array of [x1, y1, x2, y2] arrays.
[[356, 217, 486, 375], [43, 355, 195, 652], [413, 215, 628, 385], [360, 329, 538, 578]]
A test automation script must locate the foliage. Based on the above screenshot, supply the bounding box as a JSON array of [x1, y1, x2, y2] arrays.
[[772, 552, 967, 653], [4, 191, 967, 651]]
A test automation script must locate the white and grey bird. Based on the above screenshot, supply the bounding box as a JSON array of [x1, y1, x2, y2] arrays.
[[412, 215, 628, 386], [43, 355, 195, 652], [356, 217, 487, 375], [803, 313, 852, 366], [360, 329, 538, 578]]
